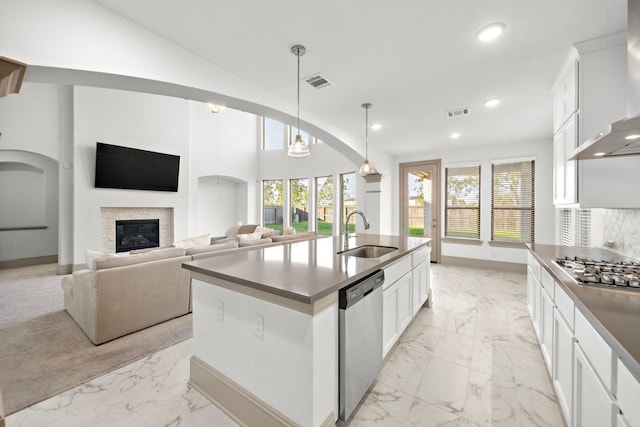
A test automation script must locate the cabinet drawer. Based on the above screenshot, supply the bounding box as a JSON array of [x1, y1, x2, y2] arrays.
[[540, 268, 555, 300], [554, 281, 575, 331], [411, 246, 430, 268], [617, 359, 640, 427], [575, 309, 613, 393], [383, 256, 412, 290]]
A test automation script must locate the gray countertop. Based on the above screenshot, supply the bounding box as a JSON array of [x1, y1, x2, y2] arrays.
[[528, 244, 640, 382], [183, 234, 430, 305]]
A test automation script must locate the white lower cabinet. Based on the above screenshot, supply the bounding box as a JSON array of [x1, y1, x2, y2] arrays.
[[573, 344, 616, 427], [382, 247, 431, 357], [553, 308, 575, 426]]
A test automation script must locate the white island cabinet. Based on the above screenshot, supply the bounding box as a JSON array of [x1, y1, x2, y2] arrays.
[[183, 234, 431, 427]]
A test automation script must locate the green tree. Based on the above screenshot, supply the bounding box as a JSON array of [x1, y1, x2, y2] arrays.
[[263, 180, 283, 206], [290, 179, 309, 207], [317, 176, 333, 207]]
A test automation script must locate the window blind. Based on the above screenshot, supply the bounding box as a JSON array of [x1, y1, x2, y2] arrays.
[[445, 165, 480, 239], [491, 160, 535, 243], [559, 208, 591, 247]]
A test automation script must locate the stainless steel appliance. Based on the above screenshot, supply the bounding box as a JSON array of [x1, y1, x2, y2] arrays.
[[338, 270, 385, 424], [554, 256, 640, 292]]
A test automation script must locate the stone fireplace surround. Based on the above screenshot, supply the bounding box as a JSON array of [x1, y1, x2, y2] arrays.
[[100, 207, 174, 253]]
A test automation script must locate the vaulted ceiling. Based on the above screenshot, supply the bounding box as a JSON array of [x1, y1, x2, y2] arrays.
[[94, 0, 626, 157]]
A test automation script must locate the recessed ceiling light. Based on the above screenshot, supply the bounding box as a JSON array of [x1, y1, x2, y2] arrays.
[[593, 152, 607, 157], [371, 123, 382, 131], [450, 132, 461, 139], [477, 23, 506, 43], [625, 134, 640, 140], [483, 98, 501, 108]]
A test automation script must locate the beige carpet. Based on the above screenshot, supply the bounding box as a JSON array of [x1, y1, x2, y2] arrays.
[[0, 263, 192, 415]]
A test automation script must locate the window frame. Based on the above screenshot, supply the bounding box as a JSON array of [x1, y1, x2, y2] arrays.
[[340, 172, 356, 235], [289, 177, 310, 233], [262, 179, 284, 230], [315, 175, 334, 235]]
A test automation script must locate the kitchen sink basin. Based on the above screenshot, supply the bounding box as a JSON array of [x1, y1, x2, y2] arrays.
[[338, 245, 398, 258]]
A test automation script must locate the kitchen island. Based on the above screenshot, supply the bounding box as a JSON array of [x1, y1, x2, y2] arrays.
[[182, 234, 430, 427]]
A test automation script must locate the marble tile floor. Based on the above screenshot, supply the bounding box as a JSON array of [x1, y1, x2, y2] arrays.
[[6, 264, 564, 427]]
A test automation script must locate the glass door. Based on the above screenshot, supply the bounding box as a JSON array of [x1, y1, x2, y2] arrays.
[[400, 160, 440, 263]]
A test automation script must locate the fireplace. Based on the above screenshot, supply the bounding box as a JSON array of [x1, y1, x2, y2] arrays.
[[115, 219, 160, 252]]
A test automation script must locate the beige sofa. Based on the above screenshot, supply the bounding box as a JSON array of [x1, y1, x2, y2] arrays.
[[61, 229, 324, 345], [61, 247, 192, 345]]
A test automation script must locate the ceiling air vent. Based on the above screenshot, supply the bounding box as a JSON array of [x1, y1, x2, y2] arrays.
[[304, 73, 332, 89], [446, 107, 469, 118]]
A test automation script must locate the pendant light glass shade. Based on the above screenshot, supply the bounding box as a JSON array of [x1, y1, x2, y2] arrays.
[[359, 103, 377, 175], [288, 45, 310, 157]]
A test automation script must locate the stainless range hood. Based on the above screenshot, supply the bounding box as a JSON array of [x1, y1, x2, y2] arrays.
[[571, 0, 640, 160]]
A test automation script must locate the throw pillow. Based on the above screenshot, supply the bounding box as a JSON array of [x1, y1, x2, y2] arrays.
[[224, 222, 242, 238], [236, 224, 258, 235], [283, 226, 296, 236], [174, 234, 210, 249], [236, 230, 263, 245]]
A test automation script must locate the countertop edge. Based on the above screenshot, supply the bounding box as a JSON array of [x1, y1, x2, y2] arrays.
[[183, 238, 431, 306], [527, 244, 640, 383]]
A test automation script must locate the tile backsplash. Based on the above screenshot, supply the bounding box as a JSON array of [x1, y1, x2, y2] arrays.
[[594, 209, 640, 260]]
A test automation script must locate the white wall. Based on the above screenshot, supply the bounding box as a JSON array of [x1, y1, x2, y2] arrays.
[[188, 102, 260, 233], [0, 83, 65, 262], [395, 138, 554, 265], [73, 86, 191, 265]]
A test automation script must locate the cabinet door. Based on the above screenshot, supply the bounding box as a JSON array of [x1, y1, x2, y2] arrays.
[[617, 359, 640, 427], [573, 344, 615, 427], [532, 274, 542, 340], [527, 266, 537, 318], [553, 115, 578, 205], [411, 261, 429, 315], [553, 308, 575, 426], [383, 285, 398, 357], [540, 286, 555, 371], [397, 273, 413, 334]]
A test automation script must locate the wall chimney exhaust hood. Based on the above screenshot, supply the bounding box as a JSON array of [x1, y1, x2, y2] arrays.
[[569, 116, 640, 159], [570, 0, 640, 160]]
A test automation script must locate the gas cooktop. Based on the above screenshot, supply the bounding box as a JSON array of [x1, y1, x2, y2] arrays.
[[553, 256, 640, 292]]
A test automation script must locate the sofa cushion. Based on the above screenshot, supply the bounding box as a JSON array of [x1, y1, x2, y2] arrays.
[[185, 240, 239, 255], [256, 226, 282, 238], [236, 231, 263, 245], [93, 247, 187, 270], [174, 234, 210, 249]]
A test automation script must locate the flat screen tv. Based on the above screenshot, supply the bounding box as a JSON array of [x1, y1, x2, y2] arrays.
[[95, 142, 180, 192]]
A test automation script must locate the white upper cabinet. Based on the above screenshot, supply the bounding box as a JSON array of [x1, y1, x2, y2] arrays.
[[552, 32, 640, 207]]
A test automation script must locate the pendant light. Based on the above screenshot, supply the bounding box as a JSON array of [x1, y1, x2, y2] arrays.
[[359, 103, 378, 175], [288, 44, 310, 157]]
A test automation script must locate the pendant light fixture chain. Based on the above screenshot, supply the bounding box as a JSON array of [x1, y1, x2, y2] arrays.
[[292, 45, 306, 136], [288, 44, 310, 157]]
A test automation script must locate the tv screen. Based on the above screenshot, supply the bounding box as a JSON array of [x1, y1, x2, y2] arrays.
[[95, 142, 180, 192]]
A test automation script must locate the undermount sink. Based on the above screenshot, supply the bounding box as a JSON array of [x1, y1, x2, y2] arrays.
[[338, 245, 398, 258]]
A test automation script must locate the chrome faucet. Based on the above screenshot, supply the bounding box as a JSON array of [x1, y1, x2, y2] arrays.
[[344, 210, 370, 248]]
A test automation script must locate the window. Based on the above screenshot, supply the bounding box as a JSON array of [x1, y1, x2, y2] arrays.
[[290, 127, 315, 145], [445, 165, 480, 239], [262, 180, 283, 230], [560, 208, 591, 247], [491, 160, 535, 243], [262, 118, 287, 150], [316, 176, 333, 235], [290, 178, 309, 233], [341, 172, 356, 234]]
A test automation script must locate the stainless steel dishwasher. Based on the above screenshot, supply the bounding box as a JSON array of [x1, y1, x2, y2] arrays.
[[338, 269, 385, 424]]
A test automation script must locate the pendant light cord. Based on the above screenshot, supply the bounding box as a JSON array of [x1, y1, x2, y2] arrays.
[[365, 105, 369, 160], [296, 48, 300, 136]]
